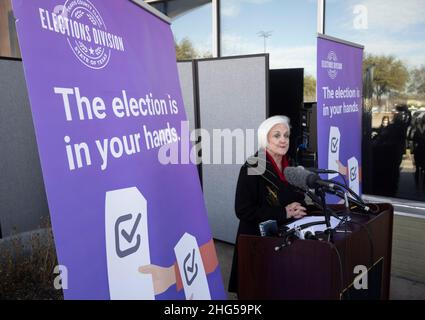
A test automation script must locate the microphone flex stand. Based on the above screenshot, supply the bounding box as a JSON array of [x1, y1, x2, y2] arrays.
[[315, 186, 333, 242]]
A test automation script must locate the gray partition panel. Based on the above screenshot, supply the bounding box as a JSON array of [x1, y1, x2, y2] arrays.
[[197, 55, 268, 243], [177, 61, 196, 133], [0, 59, 49, 237]]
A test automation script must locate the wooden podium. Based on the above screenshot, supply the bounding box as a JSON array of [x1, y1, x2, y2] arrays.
[[237, 203, 393, 300]]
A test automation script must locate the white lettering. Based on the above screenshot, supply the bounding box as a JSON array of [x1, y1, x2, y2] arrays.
[[54, 87, 75, 121], [39, 8, 48, 29]]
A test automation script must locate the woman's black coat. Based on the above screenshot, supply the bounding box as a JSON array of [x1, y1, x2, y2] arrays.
[[228, 154, 305, 294]]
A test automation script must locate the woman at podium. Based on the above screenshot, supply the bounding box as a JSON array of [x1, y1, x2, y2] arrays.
[[228, 115, 307, 294]]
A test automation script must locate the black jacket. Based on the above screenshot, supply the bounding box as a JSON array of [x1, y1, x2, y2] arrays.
[[228, 153, 305, 293]]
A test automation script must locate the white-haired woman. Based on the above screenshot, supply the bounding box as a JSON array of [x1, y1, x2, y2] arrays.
[[228, 115, 307, 294]]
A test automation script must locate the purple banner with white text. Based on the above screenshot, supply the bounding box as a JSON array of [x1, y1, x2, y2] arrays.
[[317, 35, 364, 202], [12, 0, 225, 300]]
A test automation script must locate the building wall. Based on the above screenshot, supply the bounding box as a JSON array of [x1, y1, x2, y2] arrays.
[[0, 59, 49, 238]]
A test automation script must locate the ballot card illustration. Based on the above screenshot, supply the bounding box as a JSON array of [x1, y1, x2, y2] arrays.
[[347, 157, 360, 196], [105, 187, 154, 300], [174, 233, 211, 300], [328, 126, 341, 180]]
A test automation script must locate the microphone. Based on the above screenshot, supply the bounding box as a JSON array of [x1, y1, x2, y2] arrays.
[[304, 231, 318, 240], [283, 166, 310, 190], [307, 173, 339, 191], [305, 167, 338, 174], [294, 227, 318, 240], [285, 167, 369, 214], [284, 166, 340, 192]]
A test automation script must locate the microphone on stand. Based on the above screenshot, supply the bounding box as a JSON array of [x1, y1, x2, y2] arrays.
[[305, 167, 339, 174], [284, 166, 370, 213], [284, 166, 340, 192], [284, 166, 343, 232]]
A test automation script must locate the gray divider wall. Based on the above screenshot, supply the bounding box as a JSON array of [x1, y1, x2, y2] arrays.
[[197, 55, 268, 243], [0, 59, 49, 237], [177, 61, 196, 134]]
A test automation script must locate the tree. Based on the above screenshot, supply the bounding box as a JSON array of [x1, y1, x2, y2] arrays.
[[408, 65, 425, 98], [174, 37, 212, 60], [175, 37, 198, 60], [363, 54, 409, 106], [304, 75, 316, 102]]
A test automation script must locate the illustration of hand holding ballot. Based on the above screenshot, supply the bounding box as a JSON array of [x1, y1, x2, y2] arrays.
[[105, 188, 218, 300], [139, 236, 219, 299], [328, 126, 361, 196]]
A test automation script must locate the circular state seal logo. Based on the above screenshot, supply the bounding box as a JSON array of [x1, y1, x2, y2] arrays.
[[64, 0, 110, 69], [327, 51, 338, 80]]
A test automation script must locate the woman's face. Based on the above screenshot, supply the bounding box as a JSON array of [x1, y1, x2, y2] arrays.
[[382, 117, 389, 127], [266, 123, 290, 157]]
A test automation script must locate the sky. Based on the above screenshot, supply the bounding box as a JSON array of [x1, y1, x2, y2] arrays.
[[171, 0, 425, 77]]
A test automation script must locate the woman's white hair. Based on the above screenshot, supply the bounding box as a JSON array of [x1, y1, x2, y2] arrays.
[[258, 115, 291, 150]]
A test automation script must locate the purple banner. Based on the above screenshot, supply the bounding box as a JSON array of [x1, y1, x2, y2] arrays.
[[12, 0, 225, 300], [317, 36, 364, 201]]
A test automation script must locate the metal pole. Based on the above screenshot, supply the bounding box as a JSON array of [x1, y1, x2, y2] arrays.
[[258, 31, 272, 53], [317, 0, 326, 34], [212, 0, 221, 57]]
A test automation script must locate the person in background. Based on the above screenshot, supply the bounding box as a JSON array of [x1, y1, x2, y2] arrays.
[[413, 114, 425, 183], [228, 115, 307, 294], [381, 116, 390, 128]]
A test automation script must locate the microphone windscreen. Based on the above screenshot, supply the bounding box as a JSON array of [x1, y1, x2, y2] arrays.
[[284, 166, 310, 190]]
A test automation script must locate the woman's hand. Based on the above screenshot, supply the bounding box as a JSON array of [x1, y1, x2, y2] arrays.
[[286, 202, 307, 219], [139, 264, 176, 295], [336, 160, 348, 176]]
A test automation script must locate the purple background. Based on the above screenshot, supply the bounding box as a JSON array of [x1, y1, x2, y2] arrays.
[[317, 36, 363, 201], [13, 0, 225, 300]]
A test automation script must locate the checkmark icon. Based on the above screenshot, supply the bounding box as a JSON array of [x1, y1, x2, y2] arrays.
[[350, 167, 357, 182], [121, 213, 142, 242], [115, 213, 142, 258], [331, 137, 339, 153], [183, 249, 198, 286]]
